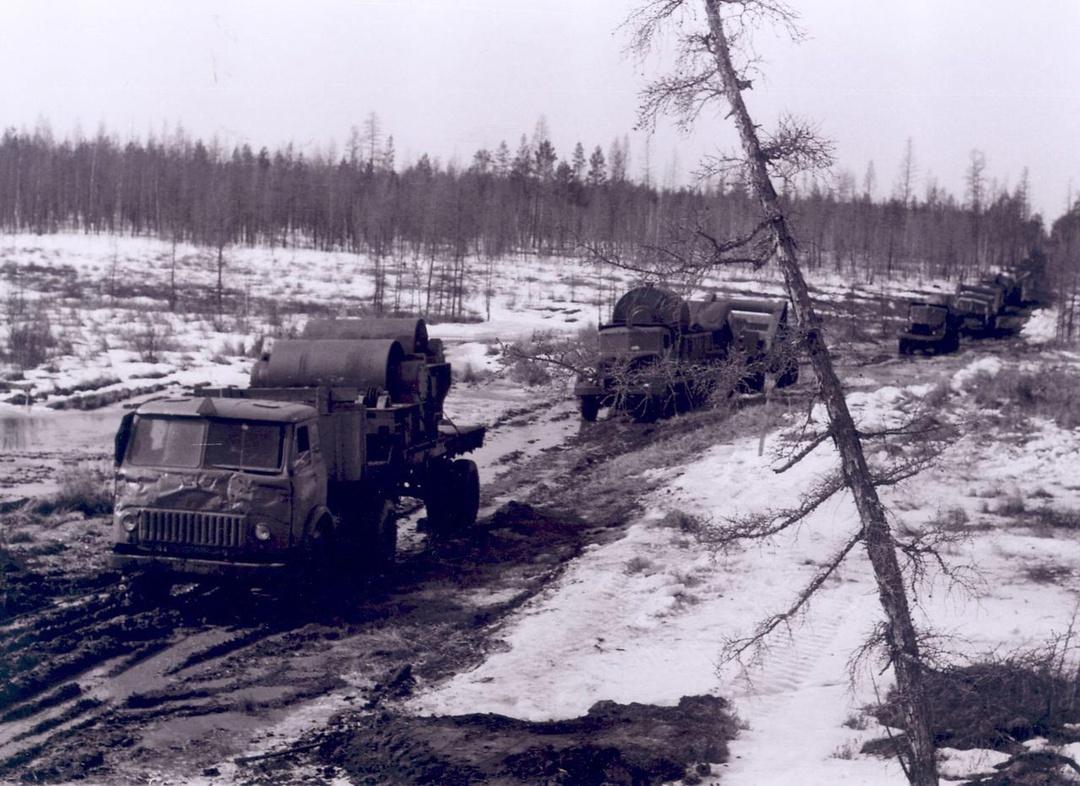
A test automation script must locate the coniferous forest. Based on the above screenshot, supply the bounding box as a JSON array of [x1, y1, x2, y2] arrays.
[[1, 121, 1077, 330]]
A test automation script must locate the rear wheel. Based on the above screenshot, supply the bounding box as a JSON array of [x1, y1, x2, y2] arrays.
[[425, 459, 480, 535], [452, 459, 481, 530], [945, 328, 960, 353], [579, 395, 600, 422]]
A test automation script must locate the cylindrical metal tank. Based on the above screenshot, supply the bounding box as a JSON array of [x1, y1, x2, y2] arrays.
[[688, 298, 734, 332], [250, 339, 405, 397], [302, 318, 429, 355], [611, 287, 689, 331]]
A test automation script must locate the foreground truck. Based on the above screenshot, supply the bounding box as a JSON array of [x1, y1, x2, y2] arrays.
[[109, 318, 484, 593], [573, 286, 798, 421]]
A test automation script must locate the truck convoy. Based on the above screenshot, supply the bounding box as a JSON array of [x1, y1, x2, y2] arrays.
[[897, 265, 1040, 355], [109, 318, 484, 592], [573, 286, 799, 421]]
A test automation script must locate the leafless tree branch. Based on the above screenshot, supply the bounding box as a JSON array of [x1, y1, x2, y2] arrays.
[[701, 469, 846, 546], [723, 530, 863, 663]]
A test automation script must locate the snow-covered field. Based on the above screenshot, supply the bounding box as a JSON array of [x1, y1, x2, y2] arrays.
[[413, 307, 1080, 784], [1, 232, 1078, 784]]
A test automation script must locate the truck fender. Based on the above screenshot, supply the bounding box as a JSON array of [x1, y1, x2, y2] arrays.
[[115, 411, 135, 465], [304, 506, 335, 547]]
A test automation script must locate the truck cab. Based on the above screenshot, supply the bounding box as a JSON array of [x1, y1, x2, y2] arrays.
[[897, 301, 960, 355], [110, 396, 335, 583]]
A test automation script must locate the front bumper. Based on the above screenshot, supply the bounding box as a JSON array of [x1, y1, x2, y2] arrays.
[[108, 549, 291, 582]]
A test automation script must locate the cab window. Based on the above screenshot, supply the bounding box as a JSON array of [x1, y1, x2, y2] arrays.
[[127, 417, 204, 468], [203, 420, 284, 472]]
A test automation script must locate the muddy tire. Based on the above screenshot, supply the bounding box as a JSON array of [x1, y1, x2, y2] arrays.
[[425, 459, 480, 535], [127, 570, 172, 606], [945, 328, 960, 354], [898, 338, 913, 355], [739, 371, 765, 395], [626, 395, 660, 423], [357, 497, 397, 573], [775, 360, 799, 389], [453, 459, 481, 530], [579, 395, 601, 422]]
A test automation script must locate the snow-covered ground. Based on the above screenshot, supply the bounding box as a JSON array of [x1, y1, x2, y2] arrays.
[[410, 309, 1080, 784], [1, 232, 1076, 783]]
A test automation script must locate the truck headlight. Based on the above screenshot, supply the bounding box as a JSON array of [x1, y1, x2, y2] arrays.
[[253, 522, 272, 541], [118, 511, 138, 533]]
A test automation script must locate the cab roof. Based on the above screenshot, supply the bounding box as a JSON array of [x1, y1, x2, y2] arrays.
[[135, 396, 315, 423]]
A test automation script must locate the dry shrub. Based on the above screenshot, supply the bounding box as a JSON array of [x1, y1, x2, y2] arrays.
[[970, 366, 1080, 430], [1033, 508, 1080, 531], [6, 317, 57, 369], [1022, 561, 1073, 585], [124, 314, 179, 363], [503, 325, 598, 388], [867, 650, 1080, 755], [32, 463, 112, 517], [658, 510, 706, 536], [933, 507, 971, 532], [995, 494, 1027, 517]]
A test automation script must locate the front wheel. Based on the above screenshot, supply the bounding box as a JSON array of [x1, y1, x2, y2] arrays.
[[357, 497, 397, 573], [126, 570, 172, 606]]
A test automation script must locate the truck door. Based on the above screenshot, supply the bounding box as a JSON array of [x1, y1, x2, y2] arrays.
[[291, 421, 328, 544]]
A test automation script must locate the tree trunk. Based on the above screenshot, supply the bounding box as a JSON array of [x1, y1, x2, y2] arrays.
[[703, 3, 938, 784]]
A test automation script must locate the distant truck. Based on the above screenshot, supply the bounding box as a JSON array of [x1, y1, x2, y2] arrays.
[[573, 286, 798, 422], [953, 283, 1005, 337], [109, 318, 484, 594], [897, 301, 960, 355]]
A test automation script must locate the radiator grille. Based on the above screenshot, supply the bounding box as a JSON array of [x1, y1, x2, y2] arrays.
[[138, 509, 246, 548]]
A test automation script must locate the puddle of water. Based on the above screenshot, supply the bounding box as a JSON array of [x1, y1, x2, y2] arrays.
[[0, 407, 120, 452], [0, 406, 123, 501]]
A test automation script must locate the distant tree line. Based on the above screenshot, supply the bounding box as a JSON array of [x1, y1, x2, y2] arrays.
[[0, 120, 1059, 316]]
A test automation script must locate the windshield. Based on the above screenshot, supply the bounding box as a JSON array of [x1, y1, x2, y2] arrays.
[[909, 306, 946, 326], [957, 298, 990, 315], [126, 417, 285, 472]]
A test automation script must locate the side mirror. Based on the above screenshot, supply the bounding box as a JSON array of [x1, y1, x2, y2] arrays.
[[114, 412, 135, 466]]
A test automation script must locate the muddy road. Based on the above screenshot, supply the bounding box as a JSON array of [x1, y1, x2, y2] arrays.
[[0, 330, 1024, 785]]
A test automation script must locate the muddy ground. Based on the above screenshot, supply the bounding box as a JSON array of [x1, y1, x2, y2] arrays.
[[0, 403, 751, 786], [0, 313, 1023, 786]]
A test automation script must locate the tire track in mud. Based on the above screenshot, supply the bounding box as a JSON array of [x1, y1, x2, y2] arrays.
[[722, 577, 882, 785], [0, 579, 272, 777], [0, 496, 596, 783]]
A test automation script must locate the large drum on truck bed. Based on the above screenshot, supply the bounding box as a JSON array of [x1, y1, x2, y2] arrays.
[[250, 338, 406, 398], [611, 286, 690, 330], [302, 318, 429, 356]]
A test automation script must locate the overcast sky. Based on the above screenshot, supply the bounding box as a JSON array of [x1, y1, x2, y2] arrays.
[[3, 0, 1078, 220]]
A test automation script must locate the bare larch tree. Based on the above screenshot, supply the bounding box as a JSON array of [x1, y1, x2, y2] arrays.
[[628, 1, 939, 783]]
